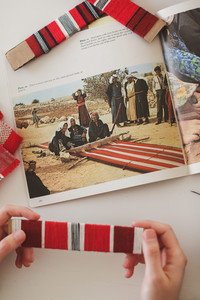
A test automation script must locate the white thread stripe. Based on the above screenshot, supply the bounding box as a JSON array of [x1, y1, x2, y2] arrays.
[[113, 142, 182, 155], [67, 11, 81, 31], [67, 222, 72, 250], [12, 218, 21, 232], [41, 221, 45, 248], [94, 0, 111, 11], [133, 227, 143, 254], [96, 148, 183, 167], [109, 225, 114, 252], [80, 223, 85, 251], [84, 151, 165, 170], [55, 19, 70, 38]]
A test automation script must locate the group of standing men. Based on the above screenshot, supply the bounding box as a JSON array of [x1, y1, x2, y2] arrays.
[[106, 66, 169, 127]]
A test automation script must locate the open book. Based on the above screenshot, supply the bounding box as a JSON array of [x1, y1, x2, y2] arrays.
[[5, 0, 200, 207]]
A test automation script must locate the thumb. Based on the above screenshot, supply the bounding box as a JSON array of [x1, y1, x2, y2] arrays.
[[142, 229, 162, 276], [0, 230, 26, 262]]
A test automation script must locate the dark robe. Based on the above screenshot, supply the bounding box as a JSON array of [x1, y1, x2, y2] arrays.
[[106, 82, 127, 123], [68, 124, 87, 147], [89, 119, 110, 143], [25, 171, 50, 198], [73, 93, 90, 127], [134, 79, 149, 119], [49, 130, 71, 155]]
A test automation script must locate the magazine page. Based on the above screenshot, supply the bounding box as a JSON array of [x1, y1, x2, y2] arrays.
[[158, 0, 200, 174], [5, 11, 188, 207]]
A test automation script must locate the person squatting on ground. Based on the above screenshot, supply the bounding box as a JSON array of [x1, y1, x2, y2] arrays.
[[25, 161, 50, 198], [0, 205, 187, 300], [49, 122, 72, 156], [89, 112, 110, 143], [68, 117, 87, 147]]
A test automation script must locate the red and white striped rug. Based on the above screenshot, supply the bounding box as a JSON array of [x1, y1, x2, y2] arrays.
[[79, 141, 185, 173]]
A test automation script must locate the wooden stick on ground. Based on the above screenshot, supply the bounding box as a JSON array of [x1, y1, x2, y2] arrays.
[[68, 157, 88, 170]]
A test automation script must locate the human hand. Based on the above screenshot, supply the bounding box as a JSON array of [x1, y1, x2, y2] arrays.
[[179, 119, 200, 144], [123, 220, 187, 300], [0, 205, 40, 268]]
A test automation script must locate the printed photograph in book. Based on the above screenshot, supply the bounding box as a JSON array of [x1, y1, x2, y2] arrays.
[[160, 7, 200, 165], [13, 62, 185, 201]]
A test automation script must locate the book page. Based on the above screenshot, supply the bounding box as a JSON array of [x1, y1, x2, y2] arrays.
[[158, 0, 200, 174], [5, 13, 187, 207]]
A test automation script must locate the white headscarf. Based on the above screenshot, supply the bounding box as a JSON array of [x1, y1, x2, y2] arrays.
[[50, 121, 70, 142], [68, 117, 78, 128], [109, 74, 118, 84]]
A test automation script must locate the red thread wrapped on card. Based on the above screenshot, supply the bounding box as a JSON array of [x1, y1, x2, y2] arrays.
[[0, 120, 23, 154], [0, 145, 20, 179], [8, 219, 144, 254]]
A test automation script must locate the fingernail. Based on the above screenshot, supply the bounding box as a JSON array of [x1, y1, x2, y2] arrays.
[[143, 229, 156, 241], [13, 230, 25, 244]]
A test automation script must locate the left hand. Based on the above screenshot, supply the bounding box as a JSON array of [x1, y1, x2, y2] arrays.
[[0, 205, 40, 268]]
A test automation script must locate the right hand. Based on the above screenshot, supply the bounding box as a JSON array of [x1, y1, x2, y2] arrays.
[[123, 220, 187, 300]]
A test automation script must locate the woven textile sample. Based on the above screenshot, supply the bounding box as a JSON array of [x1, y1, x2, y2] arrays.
[[9, 219, 144, 254]]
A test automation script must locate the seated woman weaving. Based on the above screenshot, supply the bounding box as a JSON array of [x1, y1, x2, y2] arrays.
[[49, 122, 71, 156], [89, 112, 110, 143], [68, 117, 87, 147]]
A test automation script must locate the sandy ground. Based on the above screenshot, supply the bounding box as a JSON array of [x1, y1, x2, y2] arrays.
[[17, 108, 184, 197]]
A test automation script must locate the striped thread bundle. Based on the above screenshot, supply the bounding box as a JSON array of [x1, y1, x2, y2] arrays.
[[0, 119, 23, 155], [0, 112, 22, 180], [8, 219, 144, 254], [6, 1, 103, 70], [0, 145, 20, 180], [87, 0, 165, 41], [6, 0, 165, 71]]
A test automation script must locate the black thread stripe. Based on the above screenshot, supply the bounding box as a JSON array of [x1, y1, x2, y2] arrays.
[[91, 3, 104, 17], [132, 11, 148, 32], [38, 31, 51, 51], [95, 0, 110, 11], [126, 7, 141, 27], [45, 26, 58, 45], [71, 223, 80, 251], [59, 13, 79, 36], [83, 1, 99, 20], [76, 5, 91, 25]]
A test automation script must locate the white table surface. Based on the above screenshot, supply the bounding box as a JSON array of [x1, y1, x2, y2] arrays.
[[0, 0, 200, 299]]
